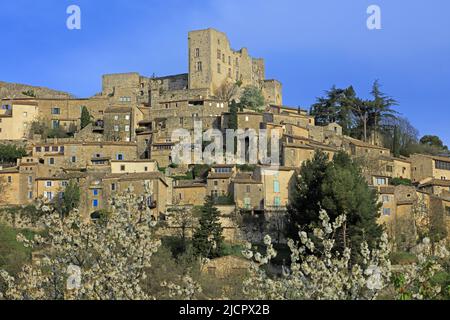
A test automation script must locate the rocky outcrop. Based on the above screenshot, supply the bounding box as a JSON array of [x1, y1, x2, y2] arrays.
[[0, 81, 74, 99]]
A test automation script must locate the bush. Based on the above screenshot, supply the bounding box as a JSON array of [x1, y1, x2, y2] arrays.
[[0, 224, 33, 274], [390, 251, 417, 265], [0, 144, 27, 164], [390, 178, 413, 186]]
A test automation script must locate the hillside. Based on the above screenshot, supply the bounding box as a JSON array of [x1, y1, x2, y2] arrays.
[[0, 81, 74, 99]]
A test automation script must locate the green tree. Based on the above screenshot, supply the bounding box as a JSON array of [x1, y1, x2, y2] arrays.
[[80, 106, 92, 130], [321, 152, 382, 252], [55, 180, 81, 218], [228, 100, 239, 130], [192, 196, 224, 259], [0, 144, 27, 164], [366, 80, 398, 137], [310, 86, 355, 135], [240, 86, 265, 111], [288, 151, 382, 257], [420, 135, 448, 150], [287, 151, 329, 238]]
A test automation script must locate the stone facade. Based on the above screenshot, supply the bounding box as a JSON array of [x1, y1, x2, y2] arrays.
[[188, 28, 266, 96], [0, 101, 39, 140]]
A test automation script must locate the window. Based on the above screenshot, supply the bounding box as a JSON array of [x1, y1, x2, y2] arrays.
[[386, 165, 393, 173], [61, 181, 68, 187], [51, 107, 60, 115], [48, 158, 55, 165], [274, 181, 280, 193], [44, 146, 50, 152], [217, 49, 221, 59], [71, 156, 77, 163], [120, 165, 126, 171], [217, 63, 221, 74], [246, 185, 251, 193], [228, 56, 231, 65], [383, 208, 391, 216], [125, 125, 130, 132], [382, 195, 390, 203], [244, 197, 251, 208], [274, 197, 281, 207], [125, 115, 130, 120], [228, 68, 232, 77], [111, 183, 116, 191], [28, 176, 32, 184], [23, 112, 28, 117], [52, 146, 59, 152], [236, 71, 239, 81], [144, 166, 148, 172], [376, 177, 387, 186], [52, 120, 60, 129], [7, 176, 12, 183], [36, 147, 42, 152], [245, 116, 249, 122], [46, 181, 52, 187], [114, 115, 119, 121], [195, 48, 200, 57], [196, 61, 202, 72], [114, 125, 119, 132], [117, 154, 124, 161], [28, 191, 33, 199], [436, 160, 450, 171], [214, 181, 218, 186], [93, 189, 99, 196], [92, 199, 99, 208], [45, 192, 53, 200]]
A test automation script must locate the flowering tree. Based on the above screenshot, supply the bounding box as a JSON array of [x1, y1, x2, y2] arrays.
[[0, 186, 162, 300], [242, 210, 449, 300]]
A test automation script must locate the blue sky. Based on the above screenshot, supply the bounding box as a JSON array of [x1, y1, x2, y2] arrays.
[[1, 0, 449, 145]]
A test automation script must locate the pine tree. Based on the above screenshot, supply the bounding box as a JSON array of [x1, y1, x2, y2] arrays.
[[288, 151, 382, 260], [321, 152, 382, 255], [80, 106, 91, 130], [287, 151, 329, 239], [192, 196, 224, 259]]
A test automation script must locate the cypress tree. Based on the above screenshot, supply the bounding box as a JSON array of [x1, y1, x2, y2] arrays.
[[192, 196, 224, 259]]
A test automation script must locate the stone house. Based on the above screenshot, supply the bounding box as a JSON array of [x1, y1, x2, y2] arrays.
[[31, 141, 138, 170], [173, 180, 207, 206], [342, 136, 391, 159], [0, 101, 39, 140], [110, 160, 158, 174], [0, 167, 21, 205], [256, 166, 298, 211], [233, 172, 264, 213], [411, 154, 450, 183], [102, 172, 170, 219], [206, 164, 236, 200]]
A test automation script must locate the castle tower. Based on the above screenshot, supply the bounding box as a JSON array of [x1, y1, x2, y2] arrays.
[[188, 28, 266, 96]]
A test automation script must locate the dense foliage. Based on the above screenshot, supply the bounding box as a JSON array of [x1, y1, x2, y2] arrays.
[[192, 196, 224, 259], [0, 144, 27, 164], [288, 151, 382, 259]]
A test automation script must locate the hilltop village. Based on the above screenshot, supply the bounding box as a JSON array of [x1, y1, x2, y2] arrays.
[[0, 28, 449, 244]]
